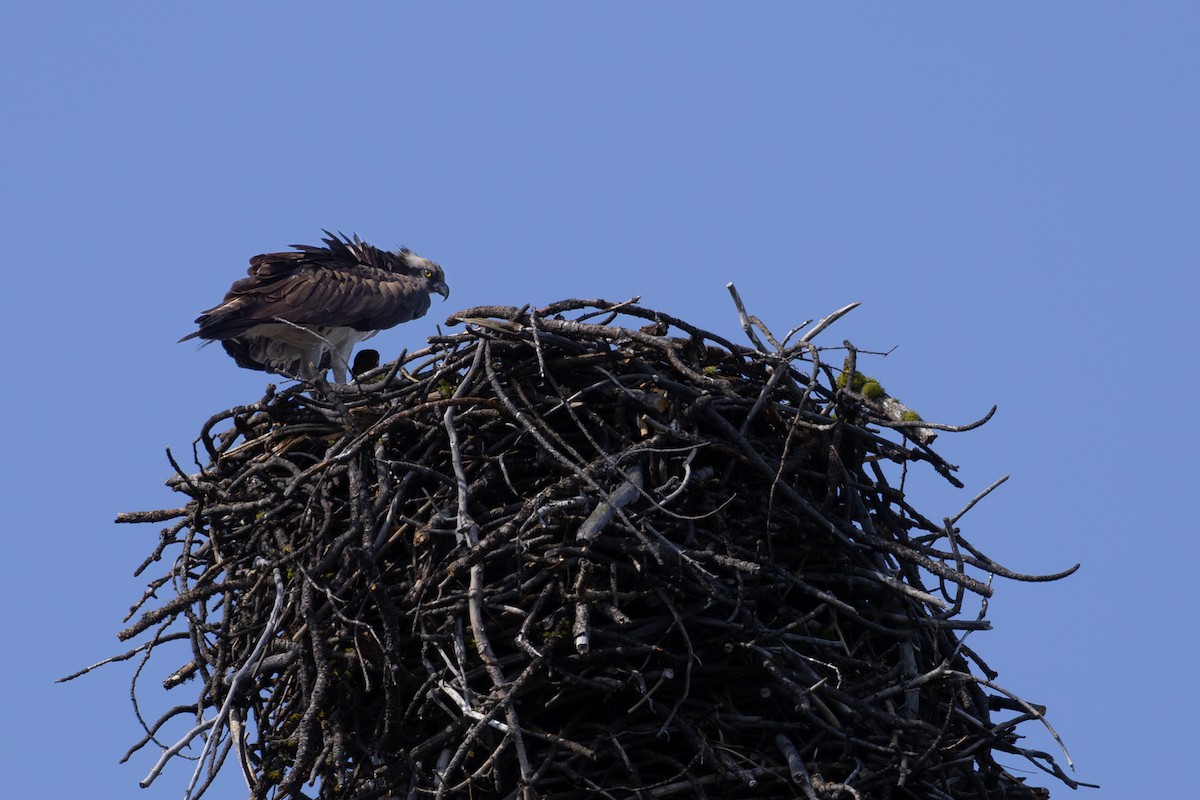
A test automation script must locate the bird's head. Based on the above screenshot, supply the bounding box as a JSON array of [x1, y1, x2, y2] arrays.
[[402, 252, 450, 300]]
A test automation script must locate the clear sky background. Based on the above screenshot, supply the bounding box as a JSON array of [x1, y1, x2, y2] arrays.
[[2, 3, 1196, 798]]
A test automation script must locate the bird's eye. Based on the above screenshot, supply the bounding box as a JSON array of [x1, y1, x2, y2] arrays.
[[423, 269, 433, 278]]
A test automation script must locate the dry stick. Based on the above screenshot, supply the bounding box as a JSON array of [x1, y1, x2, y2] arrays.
[[563, 295, 642, 323], [120, 702, 202, 764], [575, 464, 644, 542], [535, 297, 688, 338], [726, 283, 769, 353], [963, 671, 1077, 774], [276, 576, 331, 796], [813, 774, 864, 800], [738, 356, 790, 436], [774, 733, 820, 800], [797, 301, 862, 345], [949, 474, 1009, 526], [115, 507, 189, 524], [143, 561, 285, 796], [442, 342, 535, 799], [528, 315, 732, 393], [726, 282, 786, 352], [572, 563, 592, 655], [118, 578, 254, 641], [57, 634, 188, 683]]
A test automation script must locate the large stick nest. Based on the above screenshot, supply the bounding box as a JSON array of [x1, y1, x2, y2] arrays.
[[92, 296, 1084, 799]]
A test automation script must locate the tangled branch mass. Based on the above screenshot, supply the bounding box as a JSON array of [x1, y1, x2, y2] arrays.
[[98, 296, 1082, 799]]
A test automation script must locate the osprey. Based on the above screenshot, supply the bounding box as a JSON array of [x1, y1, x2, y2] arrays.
[[180, 231, 449, 383]]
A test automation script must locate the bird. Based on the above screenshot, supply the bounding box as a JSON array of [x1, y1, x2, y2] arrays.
[[351, 348, 380, 379], [180, 231, 449, 383]]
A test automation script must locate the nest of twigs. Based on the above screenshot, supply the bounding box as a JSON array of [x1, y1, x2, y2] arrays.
[[80, 294, 1084, 800]]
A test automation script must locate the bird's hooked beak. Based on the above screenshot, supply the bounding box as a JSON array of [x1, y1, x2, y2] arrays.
[[434, 280, 450, 300]]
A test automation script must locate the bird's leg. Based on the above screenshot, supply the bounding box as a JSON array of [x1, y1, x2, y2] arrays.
[[296, 354, 323, 383], [316, 346, 357, 393], [329, 341, 356, 385]]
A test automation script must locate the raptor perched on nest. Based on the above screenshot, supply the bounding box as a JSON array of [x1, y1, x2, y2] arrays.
[[180, 231, 449, 383]]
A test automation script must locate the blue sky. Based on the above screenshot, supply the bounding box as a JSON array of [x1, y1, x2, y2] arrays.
[[3, 3, 1196, 797]]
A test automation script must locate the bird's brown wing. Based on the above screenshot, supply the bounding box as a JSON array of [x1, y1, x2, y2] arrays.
[[185, 254, 432, 342]]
